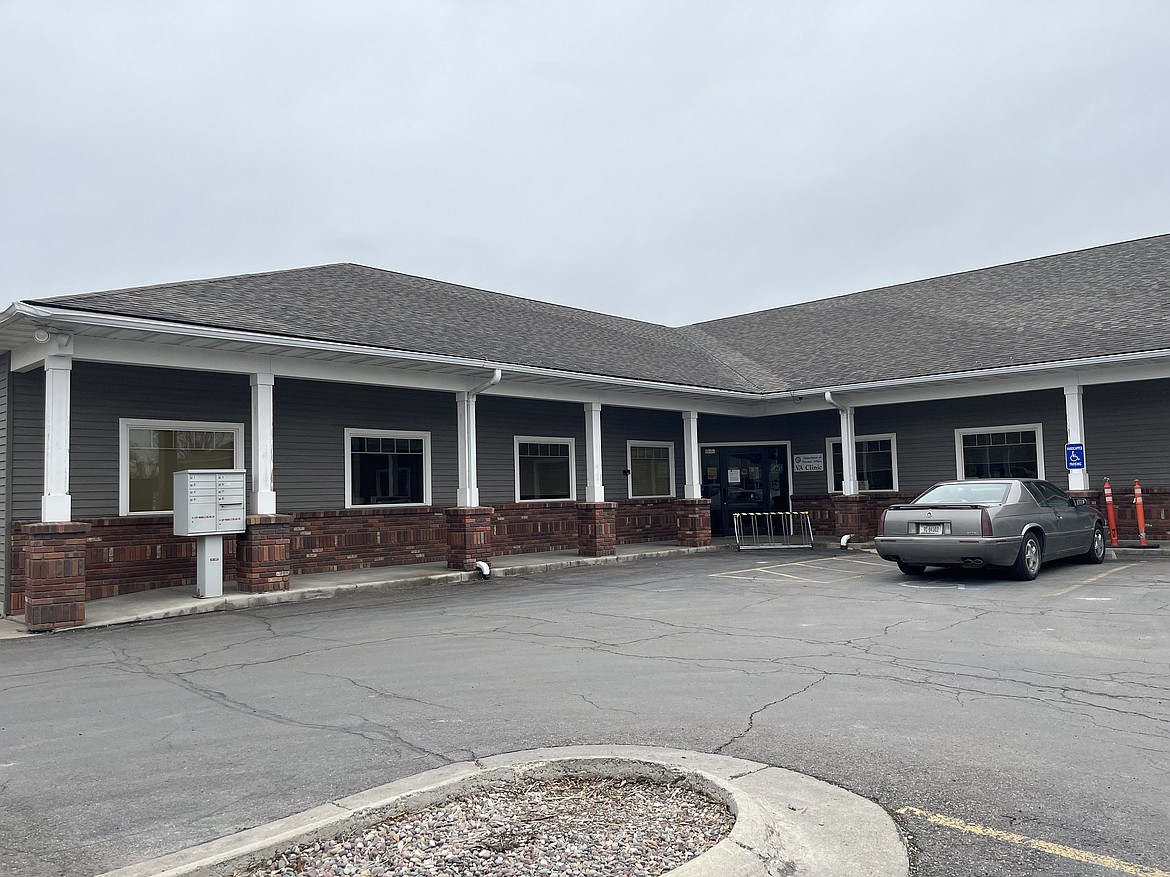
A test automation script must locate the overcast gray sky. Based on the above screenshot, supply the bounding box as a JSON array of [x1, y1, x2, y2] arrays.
[[2, 1, 1168, 326]]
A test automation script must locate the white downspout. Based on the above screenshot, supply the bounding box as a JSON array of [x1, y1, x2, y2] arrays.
[[456, 369, 502, 507], [825, 391, 859, 496]]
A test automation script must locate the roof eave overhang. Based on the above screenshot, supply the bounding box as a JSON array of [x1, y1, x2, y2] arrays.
[[4, 303, 766, 402], [7, 304, 1170, 413], [758, 348, 1170, 411]]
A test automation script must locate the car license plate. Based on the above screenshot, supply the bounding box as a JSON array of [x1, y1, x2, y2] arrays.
[[918, 523, 944, 536]]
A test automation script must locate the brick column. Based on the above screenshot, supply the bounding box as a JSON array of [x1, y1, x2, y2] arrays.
[[22, 521, 91, 632], [577, 502, 617, 557], [831, 494, 869, 539], [676, 498, 712, 547], [446, 507, 494, 571], [235, 514, 294, 593]]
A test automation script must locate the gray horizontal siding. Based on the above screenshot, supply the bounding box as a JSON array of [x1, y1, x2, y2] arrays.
[[1084, 379, 1170, 488], [786, 410, 836, 495], [859, 390, 1066, 494], [12, 363, 251, 520], [601, 406, 685, 500], [477, 397, 587, 506], [274, 379, 458, 511], [0, 353, 9, 608]]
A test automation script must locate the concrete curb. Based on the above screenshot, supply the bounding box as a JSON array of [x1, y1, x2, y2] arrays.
[[95, 746, 909, 877]]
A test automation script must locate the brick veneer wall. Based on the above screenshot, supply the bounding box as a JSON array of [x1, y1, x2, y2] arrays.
[[615, 498, 678, 544], [792, 493, 918, 540], [21, 522, 91, 631], [8, 515, 237, 610], [289, 508, 447, 574], [492, 502, 579, 556], [1085, 486, 1170, 544]]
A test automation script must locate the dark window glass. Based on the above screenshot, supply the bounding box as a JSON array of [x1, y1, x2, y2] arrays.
[[128, 427, 236, 513], [962, 430, 1037, 479], [833, 438, 894, 491], [350, 435, 426, 505], [630, 445, 672, 497], [518, 441, 572, 500]]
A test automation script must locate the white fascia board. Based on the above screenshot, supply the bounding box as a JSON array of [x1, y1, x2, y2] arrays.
[[754, 351, 1170, 413], [483, 380, 756, 416], [70, 336, 475, 393], [71, 336, 755, 414], [16, 303, 762, 404]]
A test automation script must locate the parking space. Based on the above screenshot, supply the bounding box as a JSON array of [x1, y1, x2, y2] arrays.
[[3, 550, 1168, 877]]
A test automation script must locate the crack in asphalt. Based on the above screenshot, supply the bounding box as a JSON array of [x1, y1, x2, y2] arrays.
[[103, 646, 457, 764], [715, 675, 828, 753]]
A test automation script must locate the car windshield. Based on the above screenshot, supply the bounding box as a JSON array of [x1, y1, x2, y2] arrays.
[[915, 482, 1011, 505]]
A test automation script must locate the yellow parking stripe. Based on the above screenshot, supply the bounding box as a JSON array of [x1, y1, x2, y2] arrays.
[[896, 807, 1170, 877], [1046, 562, 1139, 597]]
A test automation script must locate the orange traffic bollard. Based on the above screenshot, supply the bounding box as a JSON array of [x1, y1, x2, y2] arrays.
[[1134, 479, 1148, 547], [1103, 478, 1119, 547]]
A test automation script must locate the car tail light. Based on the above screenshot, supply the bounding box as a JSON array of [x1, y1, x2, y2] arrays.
[[981, 509, 993, 537], [878, 509, 889, 537]]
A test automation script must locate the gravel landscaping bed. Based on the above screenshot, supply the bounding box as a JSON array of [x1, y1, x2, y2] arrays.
[[236, 775, 735, 877]]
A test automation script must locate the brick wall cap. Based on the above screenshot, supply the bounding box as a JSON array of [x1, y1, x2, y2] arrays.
[[21, 522, 93, 536], [245, 514, 295, 525]]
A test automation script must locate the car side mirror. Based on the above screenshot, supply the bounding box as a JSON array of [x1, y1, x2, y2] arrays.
[[1073, 497, 1087, 507]]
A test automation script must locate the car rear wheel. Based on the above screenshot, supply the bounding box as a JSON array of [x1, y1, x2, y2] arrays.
[[1011, 533, 1042, 580], [1079, 525, 1106, 564], [897, 561, 927, 575]]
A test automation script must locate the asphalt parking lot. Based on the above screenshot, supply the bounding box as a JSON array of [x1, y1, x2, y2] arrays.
[[2, 549, 1168, 877]]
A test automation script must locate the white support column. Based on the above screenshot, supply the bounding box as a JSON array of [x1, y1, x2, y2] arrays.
[[838, 405, 859, 496], [250, 373, 277, 515], [682, 410, 701, 499], [41, 349, 73, 522], [584, 401, 605, 503], [1064, 382, 1089, 491], [456, 391, 480, 507]]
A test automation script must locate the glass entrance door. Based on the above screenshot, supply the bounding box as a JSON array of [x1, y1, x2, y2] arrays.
[[701, 445, 789, 537]]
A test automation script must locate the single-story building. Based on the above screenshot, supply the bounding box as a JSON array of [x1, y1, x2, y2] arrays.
[[2, 234, 1168, 630]]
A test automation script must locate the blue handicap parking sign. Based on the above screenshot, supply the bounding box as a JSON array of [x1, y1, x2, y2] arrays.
[[1065, 443, 1086, 470]]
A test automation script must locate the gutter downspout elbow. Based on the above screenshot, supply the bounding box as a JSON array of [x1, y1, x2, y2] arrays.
[[824, 390, 844, 412], [475, 560, 491, 579], [469, 368, 502, 396]]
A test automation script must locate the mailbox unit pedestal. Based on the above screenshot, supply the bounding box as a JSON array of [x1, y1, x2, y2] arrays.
[[173, 470, 248, 598]]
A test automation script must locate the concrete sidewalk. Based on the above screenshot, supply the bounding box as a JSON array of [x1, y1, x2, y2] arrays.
[[0, 542, 728, 640]]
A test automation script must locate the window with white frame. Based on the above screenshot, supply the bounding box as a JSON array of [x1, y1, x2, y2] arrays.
[[121, 419, 244, 515], [828, 434, 898, 492], [955, 424, 1044, 480], [346, 429, 431, 507], [515, 437, 576, 501], [627, 441, 675, 498]]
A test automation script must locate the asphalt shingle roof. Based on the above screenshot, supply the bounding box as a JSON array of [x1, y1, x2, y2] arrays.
[[37, 265, 762, 391], [689, 233, 1170, 390], [32, 234, 1170, 394]]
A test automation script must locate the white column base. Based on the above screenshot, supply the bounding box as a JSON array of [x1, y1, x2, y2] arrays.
[[456, 487, 480, 507], [585, 486, 605, 503], [41, 494, 72, 523], [251, 491, 278, 516]]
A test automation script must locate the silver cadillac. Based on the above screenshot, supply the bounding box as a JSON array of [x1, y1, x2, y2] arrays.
[[874, 479, 1106, 580]]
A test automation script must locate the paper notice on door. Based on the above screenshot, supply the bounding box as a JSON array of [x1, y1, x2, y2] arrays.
[[728, 469, 741, 484]]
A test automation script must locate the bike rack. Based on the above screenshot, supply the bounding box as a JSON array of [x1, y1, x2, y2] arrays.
[[733, 511, 815, 550]]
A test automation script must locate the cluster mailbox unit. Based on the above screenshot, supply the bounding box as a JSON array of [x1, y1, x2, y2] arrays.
[[173, 469, 247, 598]]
